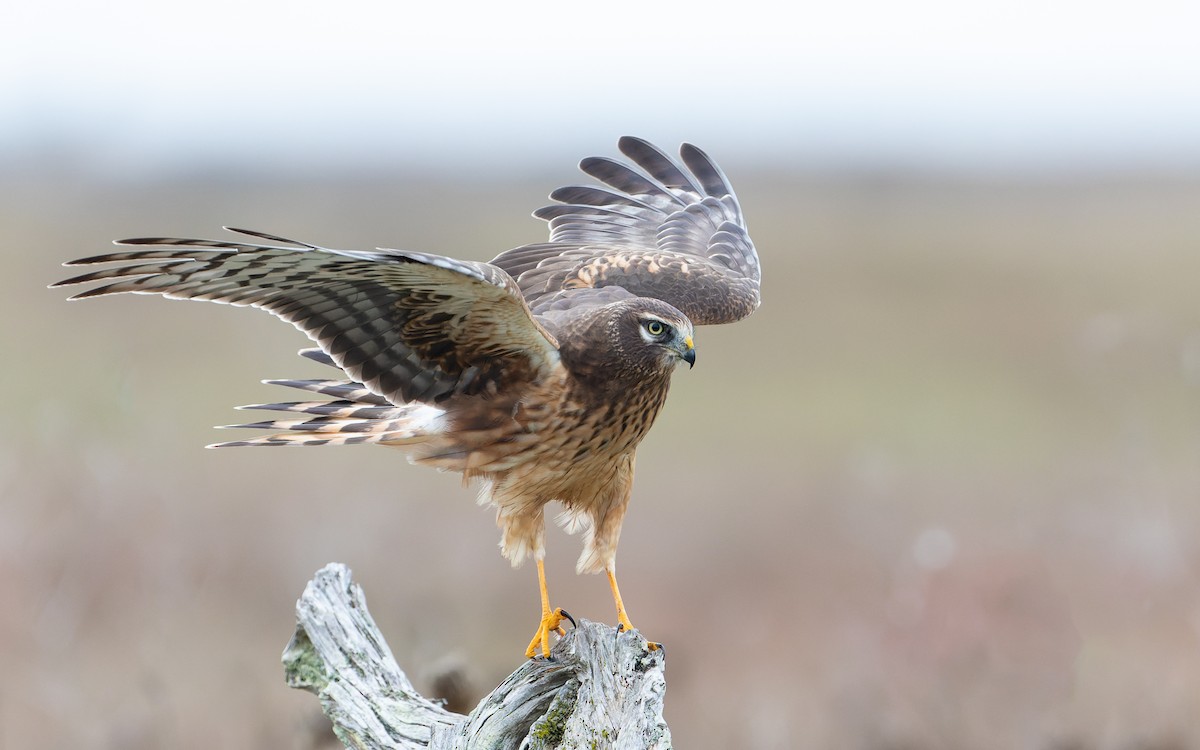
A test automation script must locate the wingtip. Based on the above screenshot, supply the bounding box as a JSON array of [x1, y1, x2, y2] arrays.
[[63, 286, 112, 300], [214, 420, 274, 430], [678, 141, 706, 160], [48, 281, 88, 293], [616, 135, 654, 155], [112, 237, 163, 246]]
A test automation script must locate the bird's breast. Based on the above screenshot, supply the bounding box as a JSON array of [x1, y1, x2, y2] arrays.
[[421, 371, 673, 486], [549, 376, 672, 463]]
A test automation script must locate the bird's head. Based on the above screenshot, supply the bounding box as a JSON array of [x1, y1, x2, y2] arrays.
[[550, 296, 696, 389], [617, 299, 696, 373]]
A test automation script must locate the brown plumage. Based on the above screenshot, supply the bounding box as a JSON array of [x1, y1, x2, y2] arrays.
[[53, 137, 761, 657]]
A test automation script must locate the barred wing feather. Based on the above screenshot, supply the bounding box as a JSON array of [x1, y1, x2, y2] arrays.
[[54, 229, 561, 408], [490, 136, 761, 326]]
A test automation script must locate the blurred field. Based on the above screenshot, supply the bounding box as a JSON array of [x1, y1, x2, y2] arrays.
[[3, 163, 1200, 749]]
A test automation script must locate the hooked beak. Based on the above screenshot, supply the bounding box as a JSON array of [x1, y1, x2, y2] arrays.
[[680, 335, 696, 369]]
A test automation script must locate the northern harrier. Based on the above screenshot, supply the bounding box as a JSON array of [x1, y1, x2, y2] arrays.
[[54, 137, 761, 657]]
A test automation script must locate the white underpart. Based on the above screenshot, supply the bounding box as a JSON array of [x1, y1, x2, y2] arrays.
[[556, 505, 592, 535], [473, 479, 495, 508], [405, 403, 447, 433]]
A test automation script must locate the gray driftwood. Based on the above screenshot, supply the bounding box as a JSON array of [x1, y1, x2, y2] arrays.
[[283, 563, 672, 750]]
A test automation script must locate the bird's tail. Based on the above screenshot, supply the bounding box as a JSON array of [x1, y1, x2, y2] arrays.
[[208, 350, 444, 448]]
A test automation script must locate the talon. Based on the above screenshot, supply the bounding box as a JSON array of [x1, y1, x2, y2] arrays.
[[607, 566, 658, 651], [559, 608, 576, 628], [525, 559, 572, 659], [525, 606, 569, 659], [553, 608, 575, 636], [615, 623, 660, 652]]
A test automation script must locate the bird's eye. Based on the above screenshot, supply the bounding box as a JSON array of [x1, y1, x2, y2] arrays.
[[644, 320, 666, 337]]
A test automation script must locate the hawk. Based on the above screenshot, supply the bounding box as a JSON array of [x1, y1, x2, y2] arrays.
[[54, 137, 761, 657]]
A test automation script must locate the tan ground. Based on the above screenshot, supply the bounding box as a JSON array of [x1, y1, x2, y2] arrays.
[[4, 165, 1199, 749]]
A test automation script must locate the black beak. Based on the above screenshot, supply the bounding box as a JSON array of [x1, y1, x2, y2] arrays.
[[682, 348, 696, 369]]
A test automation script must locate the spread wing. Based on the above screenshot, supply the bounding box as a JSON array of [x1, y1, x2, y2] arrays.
[[490, 136, 761, 325], [53, 228, 561, 406]]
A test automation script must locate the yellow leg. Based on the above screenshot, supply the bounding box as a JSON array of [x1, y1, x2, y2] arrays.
[[606, 566, 659, 651], [525, 558, 571, 659]]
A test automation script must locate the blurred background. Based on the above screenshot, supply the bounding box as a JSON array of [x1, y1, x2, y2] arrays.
[[4, 1, 1200, 748]]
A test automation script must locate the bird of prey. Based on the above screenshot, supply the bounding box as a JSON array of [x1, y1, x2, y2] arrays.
[[54, 137, 761, 657]]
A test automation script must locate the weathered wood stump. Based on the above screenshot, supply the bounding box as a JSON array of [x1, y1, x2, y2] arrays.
[[283, 563, 672, 750]]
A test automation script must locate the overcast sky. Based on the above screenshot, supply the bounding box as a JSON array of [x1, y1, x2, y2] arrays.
[[5, 0, 1199, 175]]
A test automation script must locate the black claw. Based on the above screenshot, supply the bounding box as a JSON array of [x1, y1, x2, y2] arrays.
[[559, 608, 576, 628], [616, 622, 625, 633]]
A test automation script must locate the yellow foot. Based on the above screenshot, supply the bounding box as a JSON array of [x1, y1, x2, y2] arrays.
[[525, 607, 574, 659], [607, 567, 659, 651], [616, 613, 661, 652]]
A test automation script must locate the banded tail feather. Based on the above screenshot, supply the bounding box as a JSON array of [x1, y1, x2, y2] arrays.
[[258, 379, 391, 406], [236, 400, 397, 419], [208, 376, 445, 448]]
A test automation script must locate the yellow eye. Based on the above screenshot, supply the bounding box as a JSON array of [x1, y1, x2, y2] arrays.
[[644, 320, 666, 336]]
